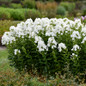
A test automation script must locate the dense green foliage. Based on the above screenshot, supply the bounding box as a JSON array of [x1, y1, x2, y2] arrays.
[[25, 10, 42, 20], [57, 6, 66, 16], [0, 0, 85, 19], [0, 10, 11, 20], [60, 2, 75, 13], [0, 7, 41, 20], [10, 3, 22, 9], [21, 0, 36, 9]]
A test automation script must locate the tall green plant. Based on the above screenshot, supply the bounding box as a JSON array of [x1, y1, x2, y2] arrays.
[[2, 18, 86, 77]]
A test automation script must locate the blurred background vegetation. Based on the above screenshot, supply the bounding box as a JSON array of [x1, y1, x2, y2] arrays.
[[0, 0, 85, 20]]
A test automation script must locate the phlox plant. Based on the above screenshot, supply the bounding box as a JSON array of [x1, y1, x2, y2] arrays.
[[2, 18, 86, 77]]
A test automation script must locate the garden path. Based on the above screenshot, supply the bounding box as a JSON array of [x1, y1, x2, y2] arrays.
[[0, 46, 6, 50]]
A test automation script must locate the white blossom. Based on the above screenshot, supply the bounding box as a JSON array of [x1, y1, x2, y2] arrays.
[[1, 32, 15, 45], [71, 44, 80, 51], [58, 43, 66, 52], [81, 36, 86, 43], [71, 53, 78, 57], [14, 49, 21, 55], [1, 18, 85, 52], [71, 31, 81, 40], [47, 37, 57, 49], [37, 40, 47, 52]]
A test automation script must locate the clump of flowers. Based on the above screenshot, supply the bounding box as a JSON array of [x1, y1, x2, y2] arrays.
[[14, 49, 21, 55], [81, 16, 86, 24], [74, 15, 86, 24], [81, 16, 86, 21], [2, 18, 86, 76]]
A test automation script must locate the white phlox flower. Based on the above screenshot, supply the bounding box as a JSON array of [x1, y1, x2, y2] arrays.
[[34, 36, 42, 43], [71, 53, 78, 57], [47, 37, 57, 49], [41, 18, 50, 27], [1, 32, 15, 45], [1, 18, 85, 52], [25, 18, 33, 26], [71, 44, 80, 51], [58, 43, 66, 52], [37, 40, 47, 52], [81, 25, 86, 34], [71, 53, 78, 60], [45, 25, 57, 36], [55, 25, 64, 34], [81, 36, 86, 43], [14, 49, 21, 55], [71, 31, 81, 40]]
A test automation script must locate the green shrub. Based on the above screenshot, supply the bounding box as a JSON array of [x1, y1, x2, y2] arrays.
[[60, 2, 75, 13], [0, 7, 25, 20], [57, 6, 66, 16], [9, 9, 25, 20], [2, 18, 86, 78], [0, 7, 41, 20], [22, 0, 36, 9], [25, 9, 42, 20], [0, 10, 11, 20], [10, 3, 22, 9]]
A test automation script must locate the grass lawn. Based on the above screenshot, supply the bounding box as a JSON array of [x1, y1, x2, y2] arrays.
[[0, 49, 12, 71]]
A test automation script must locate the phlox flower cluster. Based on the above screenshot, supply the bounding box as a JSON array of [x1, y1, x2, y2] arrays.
[[71, 44, 80, 51], [14, 49, 21, 55], [47, 37, 57, 49], [1, 18, 86, 53], [58, 43, 66, 52], [81, 16, 86, 21]]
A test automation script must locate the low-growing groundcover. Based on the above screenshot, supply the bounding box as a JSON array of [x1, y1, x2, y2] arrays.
[[1, 18, 86, 80]]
